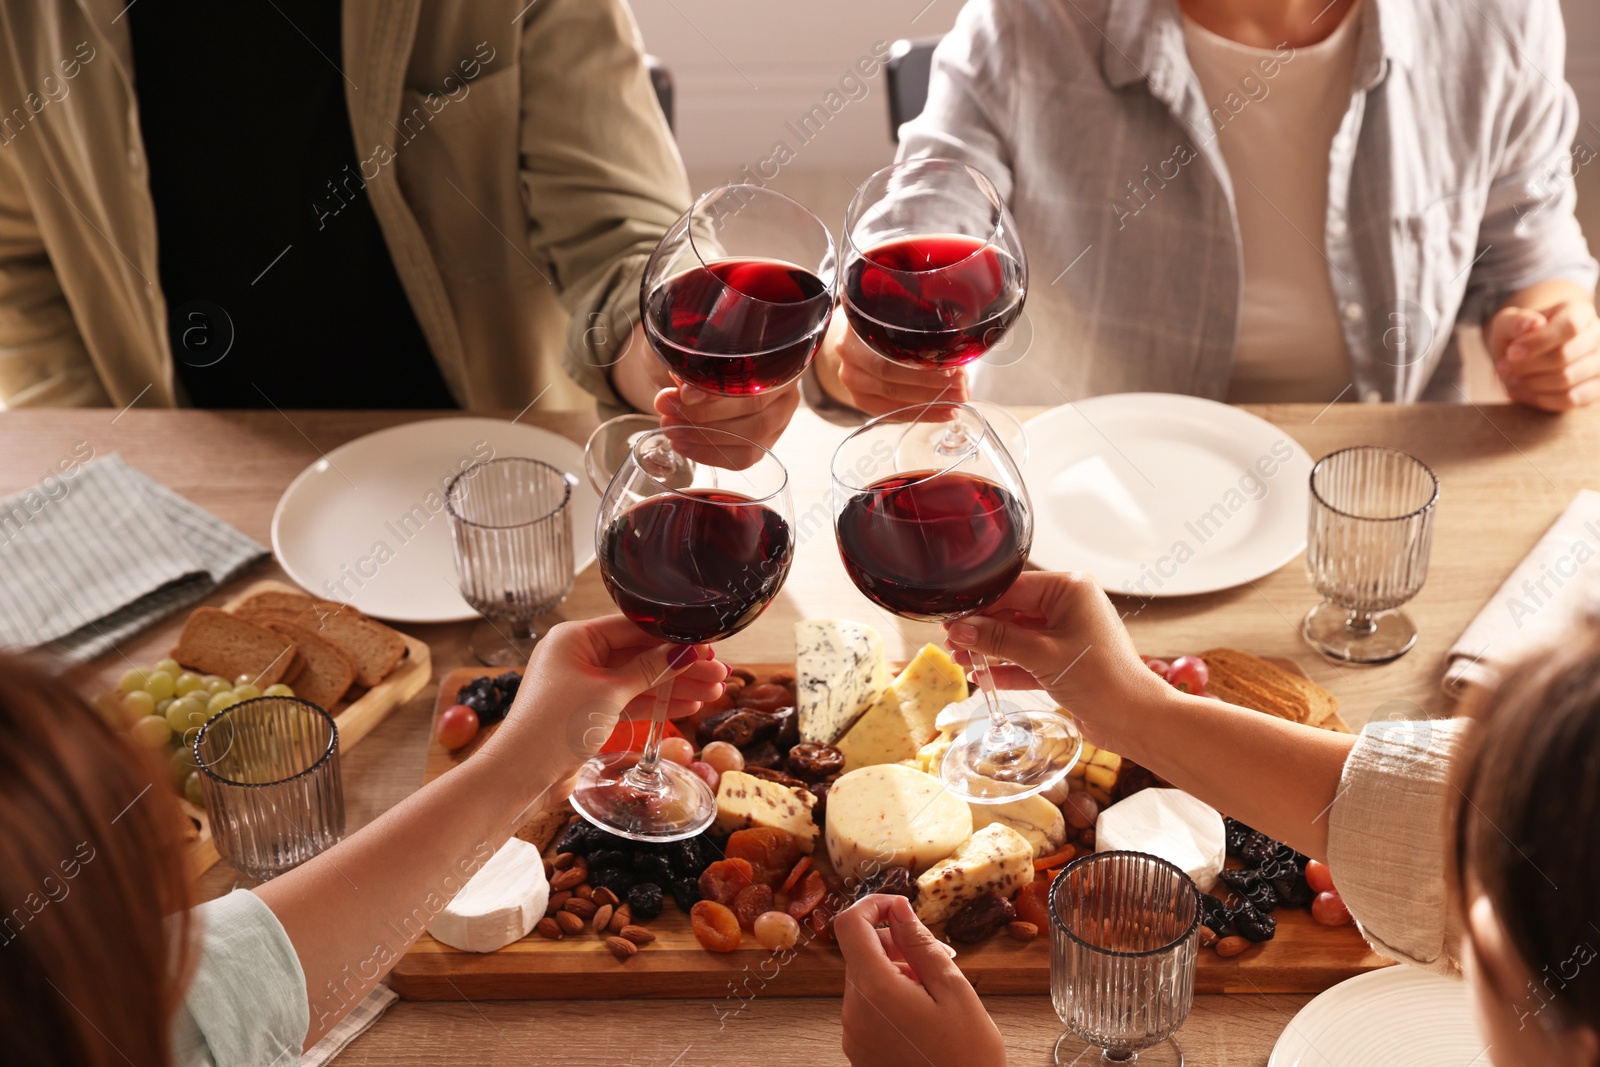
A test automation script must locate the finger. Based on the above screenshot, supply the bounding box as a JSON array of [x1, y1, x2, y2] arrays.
[[947, 658, 1042, 691], [1487, 306, 1545, 360], [621, 643, 706, 703], [660, 382, 793, 422], [1508, 377, 1600, 412], [1502, 351, 1600, 394], [834, 895, 919, 985], [1497, 322, 1600, 379], [878, 922, 958, 961], [1507, 306, 1583, 361], [883, 895, 973, 1001], [840, 351, 969, 398]]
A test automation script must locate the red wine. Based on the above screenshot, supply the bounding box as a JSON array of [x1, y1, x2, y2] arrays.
[[836, 471, 1028, 622], [843, 234, 1023, 368], [644, 258, 832, 395], [600, 490, 794, 644]]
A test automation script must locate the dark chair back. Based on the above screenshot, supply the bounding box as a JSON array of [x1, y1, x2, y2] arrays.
[[885, 37, 941, 142], [646, 54, 675, 133]]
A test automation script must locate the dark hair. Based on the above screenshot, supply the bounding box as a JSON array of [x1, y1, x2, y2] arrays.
[[1454, 622, 1600, 1034], [0, 655, 194, 1065]]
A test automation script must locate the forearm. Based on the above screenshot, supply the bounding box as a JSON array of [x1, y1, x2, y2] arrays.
[[252, 731, 559, 1047], [1110, 689, 1356, 863]]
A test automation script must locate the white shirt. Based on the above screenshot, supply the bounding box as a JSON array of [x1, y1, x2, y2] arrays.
[[1182, 7, 1363, 403]]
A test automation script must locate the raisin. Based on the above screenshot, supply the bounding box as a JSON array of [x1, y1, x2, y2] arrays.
[[725, 828, 803, 889], [787, 742, 846, 782], [1232, 903, 1277, 942], [854, 866, 918, 904], [733, 883, 775, 929], [627, 882, 665, 922], [946, 891, 1015, 944], [698, 858, 755, 906], [1223, 818, 1255, 860], [690, 900, 741, 952], [633, 853, 673, 887], [785, 870, 827, 919]]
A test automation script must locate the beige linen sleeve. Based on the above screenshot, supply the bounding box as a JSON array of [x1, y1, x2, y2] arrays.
[[516, 0, 691, 410], [1326, 716, 1473, 976]]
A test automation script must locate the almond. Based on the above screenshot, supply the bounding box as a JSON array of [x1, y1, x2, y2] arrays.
[[564, 897, 598, 920], [548, 890, 572, 910], [1006, 921, 1038, 942], [609, 904, 632, 933], [555, 911, 585, 935], [535, 917, 562, 940], [592, 887, 619, 908], [619, 924, 655, 945], [551, 852, 576, 870], [1215, 936, 1250, 958], [592, 903, 614, 935], [604, 935, 638, 962], [542, 858, 554, 879], [550, 867, 586, 891], [574, 884, 593, 900], [1199, 926, 1218, 948]]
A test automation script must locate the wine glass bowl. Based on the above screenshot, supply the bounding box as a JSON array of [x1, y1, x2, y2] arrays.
[[572, 426, 795, 841]]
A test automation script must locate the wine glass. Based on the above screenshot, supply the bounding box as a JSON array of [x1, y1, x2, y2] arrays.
[[570, 425, 795, 841], [585, 184, 837, 485], [842, 157, 1027, 456], [831, 402, 1080, 802]]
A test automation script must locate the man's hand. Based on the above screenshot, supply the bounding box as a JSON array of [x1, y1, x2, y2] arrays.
[[816, 314, 969, 416], [1488, 293, 1600, 411]]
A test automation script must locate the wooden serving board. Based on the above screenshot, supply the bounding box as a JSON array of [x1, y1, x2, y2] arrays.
[[390, 662, 1391, 1000], [178, 580, 432, 878]]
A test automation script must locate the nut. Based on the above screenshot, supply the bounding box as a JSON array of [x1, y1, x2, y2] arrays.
[[592, 887, 620, 908], [574, 884, 593, 900], [535, 917, 562, 940], [604, 935, 638, 962], [1006, 921, 1038, 942], [592, 903, 614, 934], [1198, 926, 1218, 948], [1215, 935, 1250, 958], [550, 866, 586, 891], [564, 897, 599, 919], [547, 890, 572, 910], [541, 858, 554, 879], [572, 856, 589, 879], [555, 911, 586, 935], [609, 904, 632, 933], [551, 852, 576, 870], [619, 924, 656, 944]]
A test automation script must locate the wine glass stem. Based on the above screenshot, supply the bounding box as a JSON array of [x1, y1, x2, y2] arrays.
[[970, 650, 1021, 750], [626, 677, 676, 785]]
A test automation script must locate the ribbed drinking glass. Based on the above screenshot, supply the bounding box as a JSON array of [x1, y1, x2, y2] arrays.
[[195, 696, 344, 881], [1049, 851, 1201, 1066], [446, 456, 576, 667], [1302, 445, 1439, 664]]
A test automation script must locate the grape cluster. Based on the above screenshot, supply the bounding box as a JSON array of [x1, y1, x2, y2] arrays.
[[455, 672, 520, 725]]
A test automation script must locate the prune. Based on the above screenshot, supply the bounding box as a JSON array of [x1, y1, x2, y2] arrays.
[[1232, 903, 1277, 942], [705, 708, 779, 748], [589, 848, 630, 872], [1271, 873, 1314, 909], [1199, 893, 1235, 936], [742, 765, 809, 790], [946, 891, 1015, 944], [733, 883, 775, 929], [787, 742, 845, 782], [627, 882, 664, 922], [1223, 818, 1255, 859], [492, 671, 522, 698], [588, 865, 635, 894], [1241, 831, 1288, 872], [633, 853, 673, 887], [690, 900, 741, 952], [698, 858, 756, 906], [669, 877, 701, 912], [785, 870, 827, 919], [741, 739, 783, 770], [770, 704, 800, 751], [668, 835, 718, 879], [854, 866, 919, 904], [1217, 867, 1277, 912], [556, 821, 607, 856]]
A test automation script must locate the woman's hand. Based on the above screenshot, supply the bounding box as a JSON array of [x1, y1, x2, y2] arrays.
[[1489, 293, 1600, 411], [835, 894, 1006, 1067], [815, 314, 970, 415], [942, 571, 1169, 757]]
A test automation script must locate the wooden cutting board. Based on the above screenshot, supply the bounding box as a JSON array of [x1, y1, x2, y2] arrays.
[[388, 661, 1391, 1000], [177, 579, 431, 878]]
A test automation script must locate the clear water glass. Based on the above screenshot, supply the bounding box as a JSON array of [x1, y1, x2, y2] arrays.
[[1049, 851, 1202, 1066], [1302, 445, 1439, 664], [195, 696, 344, 881], [446, 456, 576, 667]]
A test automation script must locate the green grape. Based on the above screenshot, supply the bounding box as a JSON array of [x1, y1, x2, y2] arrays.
[[130, 715, 172, 749], [234, 673, 256, 687], [165, 700, 205, 735], [203, 676, 230, 695], [233, 684, 262, 702], [169, 747, 197, 789], [207, 691, 240, 715], [183, 771, 205, 808], [174, 672, 204, 696], [119, 668, 151, 694], [155, 658, 181, 675], [263, 684, 294, 698], [143, 670, 176, 701], [122, 690, 157, 718], [155, 698, 174, 716]]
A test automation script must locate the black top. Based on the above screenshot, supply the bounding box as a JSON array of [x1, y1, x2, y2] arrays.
[[129, 0, 453, 408]]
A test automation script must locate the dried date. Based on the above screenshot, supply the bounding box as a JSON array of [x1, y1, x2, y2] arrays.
[[787, 742, 845, 782], [946, 891, 1015, 944], [742, 765, 809, 790], [853, 866, 919, 904], [741, 739, 783, 769], [737, 683, 794, 714], [699, 708, 777, 748]]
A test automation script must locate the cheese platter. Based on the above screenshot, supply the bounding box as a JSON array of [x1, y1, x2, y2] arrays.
[[389, 622, 1390, 1001]]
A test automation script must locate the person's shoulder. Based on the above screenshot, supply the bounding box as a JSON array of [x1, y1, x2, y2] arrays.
[[953, 0, 1110, 55], [1407, 0, 1564, 66]]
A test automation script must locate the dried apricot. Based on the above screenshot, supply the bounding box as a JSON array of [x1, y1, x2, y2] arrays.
[[785, 870, 826, 919], [779, 855, 812, 895], [690, 900, 741, 953], [698, 857, 755, 906], [726, 827, 802, 888], [733, 883, 775, 929], [802, 897, 838, 943], [1013, 880, 1051, 931]]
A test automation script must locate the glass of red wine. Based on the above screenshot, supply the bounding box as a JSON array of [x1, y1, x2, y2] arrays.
[[842, 158, 1026, 457], [832, 402, 1080, 802], [571, 425, 795, 841], [586, 185, 836, 487]]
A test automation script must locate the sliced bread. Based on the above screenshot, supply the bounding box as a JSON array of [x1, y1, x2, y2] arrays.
[[234, 591, 406, 688], [262, 622, 357, 710], [172, 608, 298, 689]]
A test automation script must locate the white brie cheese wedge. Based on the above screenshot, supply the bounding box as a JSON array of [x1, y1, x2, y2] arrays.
[[428, 838, 549, 953], [1095, 788, 1225, 893]]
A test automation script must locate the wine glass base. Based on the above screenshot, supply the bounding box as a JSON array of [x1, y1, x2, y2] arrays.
[[468, 619, 540, 668], [1053, 1034, 1184, 1067], [1302, 602, 1417, 664], [569, 752, 718, 842], [942, 707, 1082, 802]]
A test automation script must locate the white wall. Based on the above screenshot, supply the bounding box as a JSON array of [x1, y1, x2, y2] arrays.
[[630, 0, 960, 179]]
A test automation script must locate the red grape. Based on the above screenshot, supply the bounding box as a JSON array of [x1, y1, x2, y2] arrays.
[[659, 736, 696, 767], [1311, 890, 1352, 926], [689, 761, 720, 791], [436, 704, 479, 751], [1144, 658, 1171, 676], [1165, 656, 1209, 694], [1304, 859, 1336, 895]]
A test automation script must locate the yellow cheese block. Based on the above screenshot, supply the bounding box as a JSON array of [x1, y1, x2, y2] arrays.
[[825, 764, 972, 882], [714, 771, 819, 852], [969, 794, 1067, 859], [836, 645, 968, 771], [915, 822, 1034, 925]]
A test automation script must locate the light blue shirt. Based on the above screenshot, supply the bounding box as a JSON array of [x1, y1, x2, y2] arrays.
[[171, 890, 308, 1067], [902, 0, 1599, 405]]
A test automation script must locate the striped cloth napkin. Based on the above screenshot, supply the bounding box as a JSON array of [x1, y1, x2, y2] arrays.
[[0, 455, 268, 664], [302, 985, 399, 1066]]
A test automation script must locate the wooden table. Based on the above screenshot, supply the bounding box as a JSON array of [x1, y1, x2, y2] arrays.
[[4, 402, 1593, 1065]]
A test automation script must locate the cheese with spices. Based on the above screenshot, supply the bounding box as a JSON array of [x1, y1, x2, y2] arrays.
[[824, 764, 971, 882], [714, 770, 818, 852], [915, 822, 1034, 925]]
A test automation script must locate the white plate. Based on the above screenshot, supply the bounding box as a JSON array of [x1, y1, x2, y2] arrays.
[[1022, 394, 1313, 597], [1269, 966, 1489, 1066], [272, 417, 599, 623]]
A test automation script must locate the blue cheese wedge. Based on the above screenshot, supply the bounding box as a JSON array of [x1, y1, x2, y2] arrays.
[[714, 770, 819, 852], [795, 619, 889, 745], [836, 645, 968, 770], [428, 838, 549, 953], [914, 823, 1035, 925]]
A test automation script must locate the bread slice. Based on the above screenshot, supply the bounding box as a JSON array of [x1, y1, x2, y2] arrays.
[[172, 608, 298, 689], [1208, 648, 1340, 727], [262, 622, 357, 710], [1200, 648, 1334, 726], [234, 591, 406, 688]]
